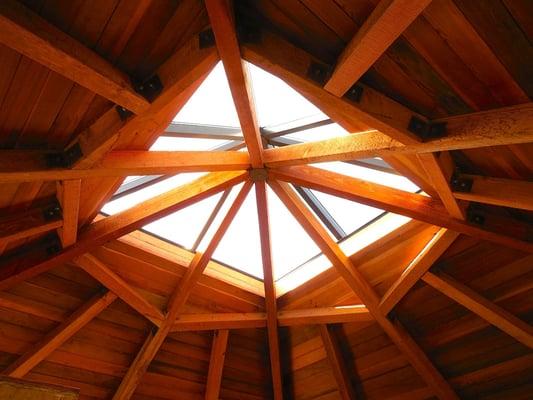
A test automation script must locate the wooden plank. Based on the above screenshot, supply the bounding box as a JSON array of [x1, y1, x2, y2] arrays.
[[3, 290, 116, 378], [269, 165, 533, 254], [56, 180, 81, 247], [0, 171, 248, 291], [112, 181, 252, 399], [0, 151, 251, 183], [205, 0, 264, 167], [453, 175, 533, 211], [0, 0, 149, 114], [324, 0, 431, 96], [269, 180, 458, 400], [74, 254, 164, 325], [417, 153, 464, 219], [205, 329, 229, 400], [0, 377, 79, 400], [380, 229, 459, 315], [319, 325, 357, 400], [170, 306, 371, 331], [422, 272, 533, 349], [261, 103, 533, 165], [172, 313, 267, 331], [278, 306, 372, 326], [255, 180, 283, 400], [0, 205, 62, 246]]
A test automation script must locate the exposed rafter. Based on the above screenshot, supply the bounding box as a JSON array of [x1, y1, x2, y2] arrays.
[[56, 180, 81, 247], [0, 0, 149, 114], [269, 180, 458, 400], [255, 181, 284, 400], [269, 165, 533, 253], [324, 0, 432, 97], [0, 171, 248, 291], [205, 329, 229, 400], [206, 0, 264, 168], [3, 289, 116, 378], [423, 272, 533, 348], [112, 181, 252, 399]]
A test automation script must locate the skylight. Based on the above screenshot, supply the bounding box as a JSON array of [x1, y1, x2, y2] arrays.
[[102, 60, 419, 292]]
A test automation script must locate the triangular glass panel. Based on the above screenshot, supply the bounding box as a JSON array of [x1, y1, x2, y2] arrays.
[[211, 185, 264, 279]]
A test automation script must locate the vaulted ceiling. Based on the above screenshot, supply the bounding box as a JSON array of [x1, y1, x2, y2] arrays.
[[0, 1, 532, 399]]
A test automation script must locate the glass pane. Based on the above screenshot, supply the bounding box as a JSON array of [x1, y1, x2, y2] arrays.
[[247, 62, 326, 128], [150, 136, 232, 151], [143, 193, 223, 250], [268, 187, 321, 280], [212, 187, 264, 279], [312, 161, 420, 192], [173, 62, 240, 127]]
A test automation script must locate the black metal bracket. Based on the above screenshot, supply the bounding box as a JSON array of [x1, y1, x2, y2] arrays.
[[45, 142, 83, 168], [450, 172, 473, 193], [307, 62, 332, 85], [345, 84, 363, 103], [408, 117, 447, 141], [466, 203, 485, 225], [43, 201, 62, 221], [134, 75, 163, 102], [199, 28, 215, 49], [115, 105, 133, 121], [44, 233, 62, 255]]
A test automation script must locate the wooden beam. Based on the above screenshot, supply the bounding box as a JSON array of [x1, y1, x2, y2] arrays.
[[0, 0, 149, 114], [205, 330, 229, 400], [324, 0, 431, 96], [418, 152, 465, 219], [380, 229, 459, 315], [269, 180, 458, 400], [205, 0, 264, 167], [255, 180, 283, 400], [170, 306, 371, 331], [74, 254, 164, 325], [422, 272, 533, 349], [0, 151, 251, 183], [71, 33, 218, 170], [278, 306, 372, 327], [0, 171, 248, 291], [3, 290, 116, 378], [172, 312, 267, 331], [0, 204, 62, 246], [56, 180, 81, 247], [319, 325, 357, 400], [112, 181, 252, 399], [269, 165, 533, 254], [453, 175, 533, 211], [261, 116, 533, 167]]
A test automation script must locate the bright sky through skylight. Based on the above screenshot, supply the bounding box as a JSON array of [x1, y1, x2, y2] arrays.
[[103, 60, 420, 289]]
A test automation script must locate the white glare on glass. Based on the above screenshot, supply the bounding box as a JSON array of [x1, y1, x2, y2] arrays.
[[150, 136, 232, 151], [173, 62, 240, 127]]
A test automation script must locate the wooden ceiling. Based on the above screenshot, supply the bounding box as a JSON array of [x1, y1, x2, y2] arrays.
[[0, 0, 532, 399]]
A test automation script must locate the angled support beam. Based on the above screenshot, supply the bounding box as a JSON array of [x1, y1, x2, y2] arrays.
[[205, 330, 229, 400], [74, 254, 164, 326], [56, 180, 81, 247], [324, 0, 432, 96], [173, 312, 267, 331], [269, 180, 458, 400], [3, 289, 116, 378], [422, 272, 533, 349], [0, 171, 248, 291], [269, 165, 533, 254], [319, 325, 357, 400], [255, 181, 283, 399], [0, 0, 149, 114], [278, 306, 371, 327], [0, 203, 62, 246], [112, 181, 253, 400], [380, 229, 459, 315], [206, 0, 264, 167]]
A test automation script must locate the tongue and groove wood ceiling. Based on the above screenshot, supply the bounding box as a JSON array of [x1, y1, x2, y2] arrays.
[[0, 0, 532, 399]]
